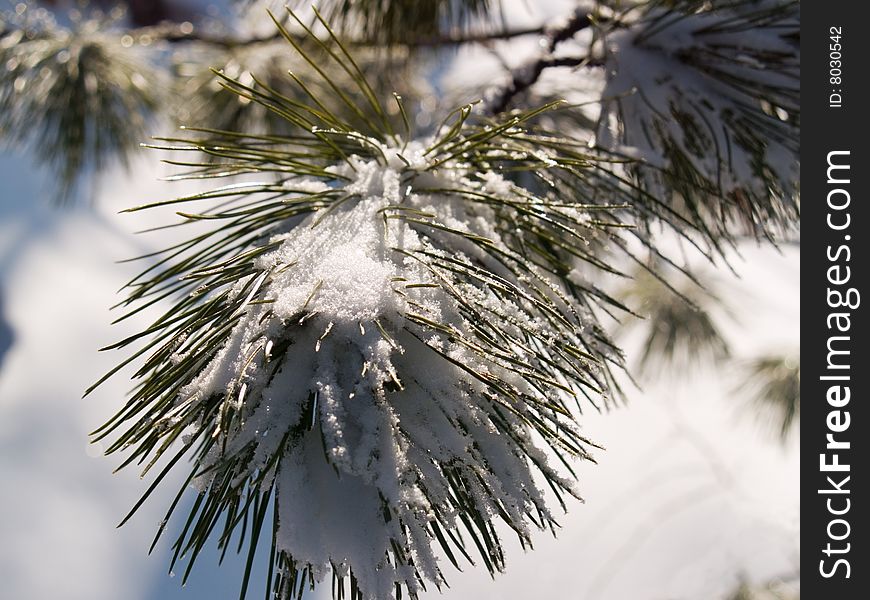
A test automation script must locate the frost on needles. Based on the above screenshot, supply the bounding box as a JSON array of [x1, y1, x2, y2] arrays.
[[89, 10, 633, 600]]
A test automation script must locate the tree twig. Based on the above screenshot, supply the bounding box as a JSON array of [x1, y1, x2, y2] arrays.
[[485, 10, 605, 115], [126, 21, 547, 49], [402, 24, 545, 47]]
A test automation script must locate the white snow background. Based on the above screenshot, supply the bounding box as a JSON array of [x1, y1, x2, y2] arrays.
[[0, 1, 798, 598]]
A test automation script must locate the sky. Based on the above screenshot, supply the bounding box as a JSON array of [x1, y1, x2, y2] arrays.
[[0, 2, 799, 599]]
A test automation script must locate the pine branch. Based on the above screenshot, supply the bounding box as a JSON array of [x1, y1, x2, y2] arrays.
[[482, 0, 800, 262], [91, 8, 635, 599], [595, 0, 800, 246], [487, 54, 604, 115], [0, 3, 560, 201], [618, 266, 732, 378], [404, 24, 544, 47], [736, 353, 800, 442], [0, 6, 162, 201]]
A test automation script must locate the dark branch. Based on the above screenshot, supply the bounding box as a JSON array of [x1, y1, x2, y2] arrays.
[[128, 22, 545, 49], [130, 23, 284, 47], [484, 10, 614, 115], [404, 24, 544, 47], [548, 11, 593, 50]]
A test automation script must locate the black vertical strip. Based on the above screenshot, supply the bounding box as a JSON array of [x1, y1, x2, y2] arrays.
[[803, 2, 868, 597]]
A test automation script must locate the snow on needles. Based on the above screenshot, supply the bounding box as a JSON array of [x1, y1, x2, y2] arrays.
[[168, 145, 594, 598], [596, 2, 799, 220]]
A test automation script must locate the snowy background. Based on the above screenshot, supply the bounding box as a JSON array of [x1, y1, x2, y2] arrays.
[[0, 1, 799, 599]]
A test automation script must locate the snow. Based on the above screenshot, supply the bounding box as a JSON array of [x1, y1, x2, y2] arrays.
[[435, 241, 800, 600], [165, 145, 596, 597], [596, 4, 799, 203]]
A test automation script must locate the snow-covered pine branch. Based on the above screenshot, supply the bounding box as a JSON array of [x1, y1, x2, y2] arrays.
[[91, 9, 633, 599], [69, 1, 805, 598], [596, 0, 800, 245]]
